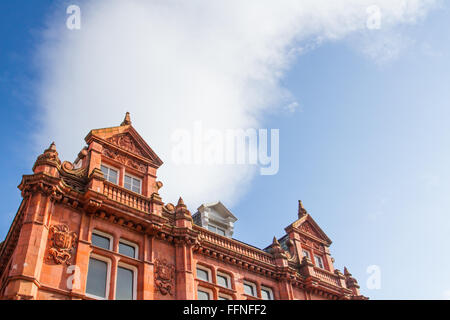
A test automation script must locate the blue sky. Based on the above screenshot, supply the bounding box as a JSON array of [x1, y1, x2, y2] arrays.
[[1, 1, 450, 299]]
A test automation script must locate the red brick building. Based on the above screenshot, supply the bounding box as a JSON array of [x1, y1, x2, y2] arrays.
[[0, 113, 366, 300]]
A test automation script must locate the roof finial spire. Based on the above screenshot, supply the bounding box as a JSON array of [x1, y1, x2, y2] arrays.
[[121, 112, 132, 126], [298, 200, 308, 218]]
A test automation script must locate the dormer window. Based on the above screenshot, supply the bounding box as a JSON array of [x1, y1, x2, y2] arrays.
[[192, 202, 238, 238], [101, 165, 118, 184], [124, 174, 141, 194]]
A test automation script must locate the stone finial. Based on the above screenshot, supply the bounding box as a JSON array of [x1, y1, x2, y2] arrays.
[[272, 236, 280, 246], [298, 200, 308, 218], [176, 197, 186, 209], [121, 112, 132, 126], [48, 142, 57, 152], [344, 266, 351, 276]]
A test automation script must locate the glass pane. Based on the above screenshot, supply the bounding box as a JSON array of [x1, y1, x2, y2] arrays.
[[132, 178, 140, 186], [124, 182, 132, 191], [302, 250, 310, 258], [119, 242, 136, 258], [108, 169, 117, 183], [101, 165, 109, 178], [208, 225, 216, 232], [125, 175, 132, 184], [314, 256, 323, 268], [217, 275, 228, 288], [116, 267, 134, 300], [244, 283, 254, 296], [132, 185, 140, 194], [261, 289, 272, 300], [216, 228, 226, 236], [196, 268, 209, 282], [219, 296, 229, 300], [197, 290, 210, 300], [86, 258, 107, 298], [92, 233, 110, 250]]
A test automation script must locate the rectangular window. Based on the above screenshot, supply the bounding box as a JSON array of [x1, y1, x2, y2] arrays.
[[196, 267, 209, 282], [219, 295, 232, 300], [119, 240, 137, 259], [124, 175, 141, 194], [207, 224, 226, 236], [116, 266, 135, 300], [302, 249, 310, 259], [217, 274, 229, 288], [314, 255, 324, 269], [244, 282, 256, 297], [86, 257, 109, 299], [101, 165, 118, 184], [92, 232, 112, 250], [197, 289, 210, 300], [261, 287, 273, 300]]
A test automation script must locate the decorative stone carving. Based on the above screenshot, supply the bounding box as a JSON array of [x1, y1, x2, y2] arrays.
[[107, 134, 144, 156], [102, 146, 147, 173], [48, 224, 77, 265], [154, 259, 175, 296]]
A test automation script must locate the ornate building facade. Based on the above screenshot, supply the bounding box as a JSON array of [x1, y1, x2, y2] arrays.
[[0, 113, 366, 300]]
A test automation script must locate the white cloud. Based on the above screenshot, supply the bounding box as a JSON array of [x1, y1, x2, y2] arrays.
[[35, 0, 437, 209]]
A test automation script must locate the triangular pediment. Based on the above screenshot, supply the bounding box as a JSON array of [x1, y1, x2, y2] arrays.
[[85, 114, 163, 167], [291, 214, 332, 245]]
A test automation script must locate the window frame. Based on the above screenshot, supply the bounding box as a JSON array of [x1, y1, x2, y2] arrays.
[[196, 265, 212, 283], [100, 164, 119, 184], [216, 271, 231, 289], [197, 287, 213, 300], [85, 254, 112, 300], [261, 286, 274, 300], [207, 223, 226, 236], [91, 230, 113, 251], [314, 254, 324, 269], [115, 262, 138, 300], [302, 249, 311, 260], [243, 281, 257, 297], [118, 238, 139, 259], [124, 172, 142, 195], [218, 293, 233, 300]]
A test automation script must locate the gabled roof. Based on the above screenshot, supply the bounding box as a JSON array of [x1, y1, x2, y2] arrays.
[[197, 201, 238, 222], [289, 201, 332, 245], [85, 112, 163, 167]]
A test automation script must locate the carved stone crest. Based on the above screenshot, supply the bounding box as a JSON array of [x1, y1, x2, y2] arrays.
[[154, 259, 175, 295], [48, 224, 77, 265]]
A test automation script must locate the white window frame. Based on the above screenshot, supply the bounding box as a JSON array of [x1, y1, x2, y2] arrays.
[[124, 172, 142, 194], [243, 281, 257, 297], [85, 254, 112, 300], [216, 271, 231, 289], [115, 262, 138, 300], [91, 230, 114, 251], [314, 255, 324, 269], [197, 286, 213, 300], [100, 164, 119, 184], [207, 223, 226, 236], [196, 265, 212, 283], [261, 286, 274, 300], [118, 238, 139, 259]]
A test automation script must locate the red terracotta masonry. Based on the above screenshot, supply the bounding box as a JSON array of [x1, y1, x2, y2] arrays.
[[0, 113, 367, 300]]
